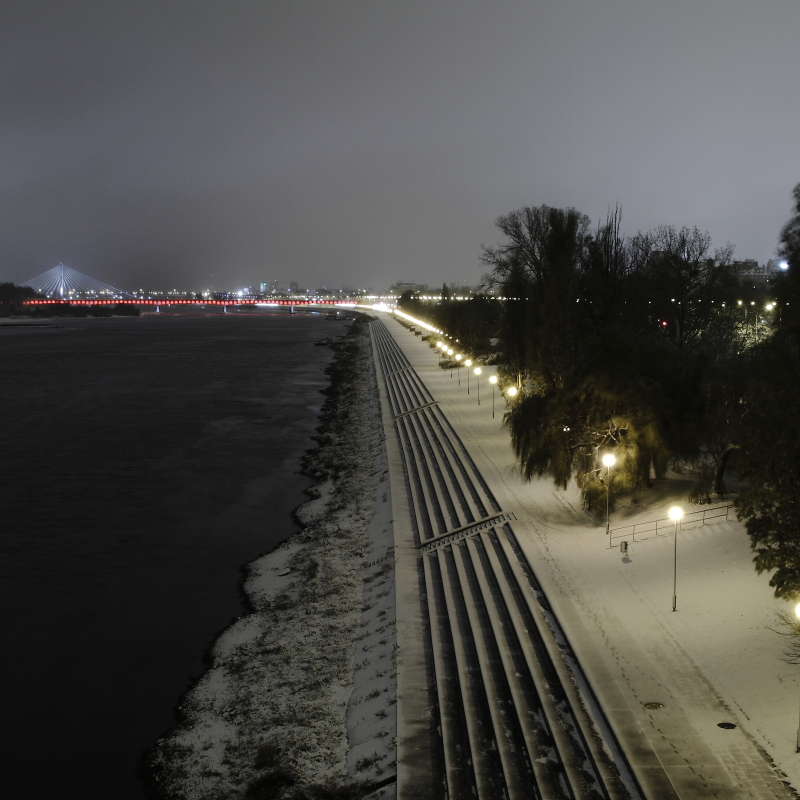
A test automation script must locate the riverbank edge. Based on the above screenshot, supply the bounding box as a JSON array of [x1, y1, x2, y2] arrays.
[[143, 314, 397, 800]]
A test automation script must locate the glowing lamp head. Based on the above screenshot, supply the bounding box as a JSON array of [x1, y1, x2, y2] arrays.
[[447, 348, 454, 355], [489, 376, 498, 385], [474, 367, 481, 375], [455, 354, 462, 361], [464, 359, 472, 367], [668, 506, 683, 521], [506, 386, 518, 397], [602, 454, 616, 468]]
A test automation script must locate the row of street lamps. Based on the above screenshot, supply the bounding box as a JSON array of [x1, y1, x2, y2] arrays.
[[435, 340, 518, 418], [429, 323, 800, 754]]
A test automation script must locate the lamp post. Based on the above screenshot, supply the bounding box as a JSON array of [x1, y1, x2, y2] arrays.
[[474, 367, 482, 404], [669, 506, 683, 611], [447, 348, 454, 376], [602, 454, 616, 537], [465, 359, 472, 393], [455, 353, 462, 384], [489, 375, 498, 418]]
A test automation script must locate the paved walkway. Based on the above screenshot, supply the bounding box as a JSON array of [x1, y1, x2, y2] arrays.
[[377, 314, 798, 800]]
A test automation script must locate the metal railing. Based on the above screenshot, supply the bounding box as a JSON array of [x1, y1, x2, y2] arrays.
[[608, 504, 734, 544]]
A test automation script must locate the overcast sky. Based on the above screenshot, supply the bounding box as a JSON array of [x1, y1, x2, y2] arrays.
[[2, 0, 798, 293]]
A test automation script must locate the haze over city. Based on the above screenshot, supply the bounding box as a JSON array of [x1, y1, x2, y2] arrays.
[[3, 0, 799, 293]]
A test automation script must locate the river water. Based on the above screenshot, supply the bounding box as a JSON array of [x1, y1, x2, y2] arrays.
[[0, 310, 338, 797]]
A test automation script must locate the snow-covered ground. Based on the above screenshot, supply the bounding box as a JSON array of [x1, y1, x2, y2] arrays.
[[148, 310, 800, 799], [385, 312, 800, 798], [147, 323, 398, 799]]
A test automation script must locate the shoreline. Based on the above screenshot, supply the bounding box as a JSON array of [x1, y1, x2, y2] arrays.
[[144, 315, 397, 799]]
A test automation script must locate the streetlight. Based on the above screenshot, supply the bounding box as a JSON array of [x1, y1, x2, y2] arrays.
[[506, 385, 518, 399], [464, 359, 473, 393], [455, 353, 462, 384], [447, 348, 454, 377], [474, 367, 482, 404], [602, 454, 616, 536], [669, 506, 683, 612], [489, 375, 498, 418]]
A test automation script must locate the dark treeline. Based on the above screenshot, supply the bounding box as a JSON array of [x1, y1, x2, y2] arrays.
[[399, 187, 800, 598], [0, 282, 40, 314], [482, 205, 747, 507]]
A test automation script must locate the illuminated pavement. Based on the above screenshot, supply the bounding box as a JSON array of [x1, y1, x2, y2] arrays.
[[372, 312, 797, 800]]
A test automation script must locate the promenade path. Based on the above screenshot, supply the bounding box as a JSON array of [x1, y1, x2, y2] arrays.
[[372, 313, 798, 800]]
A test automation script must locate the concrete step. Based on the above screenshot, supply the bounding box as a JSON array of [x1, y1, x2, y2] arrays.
[[450, 538, 534, 799], [421, 551, 476, 798], [495, 525, 632, 800], [436, 545, 507, 798], [465, 533, 574, 799]]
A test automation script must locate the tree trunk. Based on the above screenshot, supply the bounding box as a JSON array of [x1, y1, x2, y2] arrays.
[[713, 446, 737, 496]]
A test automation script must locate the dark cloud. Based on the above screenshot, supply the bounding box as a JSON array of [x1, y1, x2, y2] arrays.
[[2, 1, 799, 292]]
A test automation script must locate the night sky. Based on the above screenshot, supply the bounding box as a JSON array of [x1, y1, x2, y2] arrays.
[[2, 0, 798, 293]]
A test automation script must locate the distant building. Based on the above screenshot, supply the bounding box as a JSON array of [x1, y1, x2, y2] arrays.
[[390, 282, 426, 294], [736, 259, 786, 286]]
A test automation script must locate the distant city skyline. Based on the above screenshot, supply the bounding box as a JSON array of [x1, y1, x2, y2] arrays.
[[2, 1, 799, 291]]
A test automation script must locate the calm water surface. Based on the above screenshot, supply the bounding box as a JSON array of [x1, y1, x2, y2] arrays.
[[0, 310, 338, 797]]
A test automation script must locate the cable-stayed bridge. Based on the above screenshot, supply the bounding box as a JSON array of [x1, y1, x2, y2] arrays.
[[21, 263, 133, 299]]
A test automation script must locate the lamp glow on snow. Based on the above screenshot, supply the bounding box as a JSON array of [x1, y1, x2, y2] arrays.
[[669, 506, 683, 612], [795, 602, 800, 621]]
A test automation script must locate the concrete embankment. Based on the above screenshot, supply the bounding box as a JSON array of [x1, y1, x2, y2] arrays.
[[380, 311, 799, 800]]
